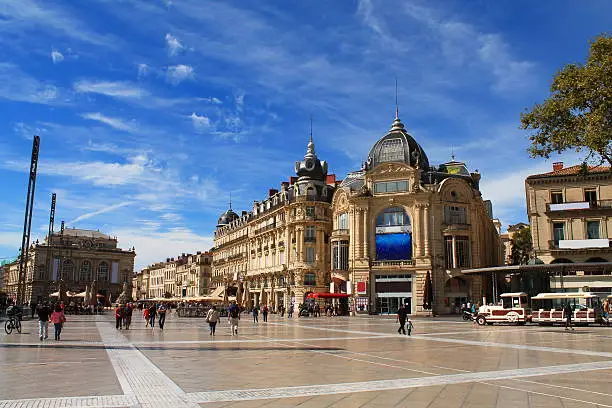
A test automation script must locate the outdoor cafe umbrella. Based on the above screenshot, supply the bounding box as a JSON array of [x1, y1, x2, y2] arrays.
[[423, 270, 433, 310]]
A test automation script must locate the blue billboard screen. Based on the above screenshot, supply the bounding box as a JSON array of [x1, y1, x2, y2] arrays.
[[375, 233, 412, 260]]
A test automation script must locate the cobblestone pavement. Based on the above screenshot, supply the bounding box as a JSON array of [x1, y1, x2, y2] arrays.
[[1, 312, 612, 407]]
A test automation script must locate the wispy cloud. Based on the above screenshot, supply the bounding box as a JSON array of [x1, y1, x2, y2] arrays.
[[165, 33, 183, 56], [0, 63, 63, 105], [51, 49, 64, 63], [166, 64, 194, 85], [190, 112, 210, 132], [81, 112, 137, 133], [70, 201, 134, 224], [74, 80, 146, 98]]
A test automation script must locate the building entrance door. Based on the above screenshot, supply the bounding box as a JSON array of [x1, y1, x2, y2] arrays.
[[376, 297, 411, 314]]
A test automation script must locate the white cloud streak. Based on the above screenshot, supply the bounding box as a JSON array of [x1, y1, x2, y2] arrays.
[[81, 112, 137, 133], [69, 201, 134, 224], [166, 64, 194, 85], [165, 33, 183, 56], [74, 80, 146, 98], [51, 49, 64, 63], [0, 63, 62, 105]]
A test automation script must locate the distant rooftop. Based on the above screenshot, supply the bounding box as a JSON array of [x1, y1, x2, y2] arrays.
[[55, 228, 115, 240], [527, 164, 610, 179]]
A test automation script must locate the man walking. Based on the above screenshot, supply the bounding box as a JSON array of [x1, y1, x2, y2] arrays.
[[37, 302, 51, 341], [397, 303, 408, 335], [564, 302, 574, 331], [262, 305, 269, 322], [252, 306, 259, 323], [288, 304, 294, 318], [157, 303, 167, 330], [228, 301, 240, 335], [30, 300, 37, 318], [148, 304, 157, 329]]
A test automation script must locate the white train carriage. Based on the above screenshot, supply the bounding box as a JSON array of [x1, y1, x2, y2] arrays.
[[475, 292, 530, 326], [531, 292, 602, 326]]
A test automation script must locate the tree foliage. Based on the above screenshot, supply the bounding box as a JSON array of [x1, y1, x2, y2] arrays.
[[521, 34, 612, 166], [510, 226, 532, 266]]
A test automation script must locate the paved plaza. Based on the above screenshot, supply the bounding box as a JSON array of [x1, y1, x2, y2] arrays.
[[1, 313, 612, 407]]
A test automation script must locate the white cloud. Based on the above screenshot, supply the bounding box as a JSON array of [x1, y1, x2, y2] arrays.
[[166, 64, 194, 85], [74, 80, 146, 98], [137, 63, 149, 78], [0, 63, 62, 105], [81, 112, 137, 133], [190, 112, 210, 132], [51, 49, 64, 63], [165, 33, 183, 56], [69, 201, 134, 224], [113, 226, 213, 270], [160, 213, 182, 222]]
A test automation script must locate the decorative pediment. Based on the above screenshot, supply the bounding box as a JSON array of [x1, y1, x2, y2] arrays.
[[368, 162, 414, 179]]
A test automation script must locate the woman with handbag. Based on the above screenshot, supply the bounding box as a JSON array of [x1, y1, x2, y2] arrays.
[[50, 304, 66, 341], [205, 305, 219, 336]]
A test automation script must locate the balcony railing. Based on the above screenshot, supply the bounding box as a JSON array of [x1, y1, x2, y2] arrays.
[[442, 223, 471, 231], [371, 260, 415, 267], [547, 200, 612, 212], [254, 223, 277, 235]]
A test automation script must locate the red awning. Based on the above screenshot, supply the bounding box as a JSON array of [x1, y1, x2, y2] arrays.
[[306, 292, 350, 299]]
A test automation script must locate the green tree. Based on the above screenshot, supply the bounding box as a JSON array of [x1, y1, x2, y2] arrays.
[[521, 35, 612, 166], [510, 227, 533, 265]]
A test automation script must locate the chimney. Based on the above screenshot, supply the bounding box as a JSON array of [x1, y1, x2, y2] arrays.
[[241, 211, 247, 217], [268, 188, 278, 197], [553, 162, 563, 171], [166, 258, 170, 262]]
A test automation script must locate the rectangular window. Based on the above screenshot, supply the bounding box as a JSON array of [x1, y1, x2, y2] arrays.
[[587, 220, 600, 239], [305, 226, 316, 243], [306, 206, 315, 217], [338, 213, 349, 230], [444, 206, 467, 224], [584, 189, 597, 203], [456, 237, 470, 268], [552, 222, 565, 246], [444, 236, 453, 269], [374, 180, 409, 194], [551, 191, 564, 204], [306, 247, 315, 264]]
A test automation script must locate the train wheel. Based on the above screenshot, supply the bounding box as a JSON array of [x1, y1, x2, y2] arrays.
[[476, 315, 486, 326]]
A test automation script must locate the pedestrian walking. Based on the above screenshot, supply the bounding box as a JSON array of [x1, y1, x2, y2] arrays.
[[30, 300, 37, 318], [143, 306, 150, 327], [406, 318, 415, 336], [157, 303, 167, 330], [206, 305, 219, 336], [123, 304, 133, 330], [37, 303, 51, 341], [252, 306, 259, 323], [148, 304, 157, 328], [288, 304, 294, 318], [396, 304, 408, 335], [564, 302, 574, 331], [262, 305, 269, 322], [50, 304, 66, 341], [603, 299, 610, 326], [115, 305, 124, 330], [228, 301, 240, 335]]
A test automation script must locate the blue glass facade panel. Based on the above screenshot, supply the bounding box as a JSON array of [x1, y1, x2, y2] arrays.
[[375, 233, 412, 260]]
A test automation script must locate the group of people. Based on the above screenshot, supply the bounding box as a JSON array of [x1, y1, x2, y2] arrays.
[[114, 303, 134, 330], [35, 302, 67, 341], [141, 302, 168, 330]]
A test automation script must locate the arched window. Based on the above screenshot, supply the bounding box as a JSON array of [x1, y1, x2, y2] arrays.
[[79, 260, 92, 282], [62, 259, 74, 281], [375, 207, 412, 260], [304, 273, 316, 286], [337, 213, 348, 230], [98, 261, 109, 281]]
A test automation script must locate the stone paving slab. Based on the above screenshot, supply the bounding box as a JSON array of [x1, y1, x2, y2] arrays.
[[1, 314, 612, 407]]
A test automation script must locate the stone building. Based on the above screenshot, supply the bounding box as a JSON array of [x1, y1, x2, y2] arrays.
[[3, 228, 135, 304], [213, 136, 337, 310], [133, 252, 212, 299], [525, 162, 612, 294], [330, 114, 502, 315]]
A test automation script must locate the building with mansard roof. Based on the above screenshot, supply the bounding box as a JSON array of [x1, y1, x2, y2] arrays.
[[213, 136, 338, 310], [3, 227, 135, 304], [330, 113, 502, 315]]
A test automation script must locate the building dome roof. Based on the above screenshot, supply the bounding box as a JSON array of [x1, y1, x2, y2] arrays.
[[217, 208, 239, 227], [367, 116, 429, 170]]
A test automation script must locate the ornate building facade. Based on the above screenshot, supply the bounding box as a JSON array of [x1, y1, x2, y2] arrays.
[[213, 137, 337, 310], [331, 114, 502, 315], [3, 228, 135, 304], [133, 251, 212, 300]]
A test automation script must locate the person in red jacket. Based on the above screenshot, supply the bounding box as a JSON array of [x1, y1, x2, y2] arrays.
[[115, 305, 124, 330]]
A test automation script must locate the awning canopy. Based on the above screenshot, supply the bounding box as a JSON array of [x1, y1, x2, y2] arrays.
[[462, 262, 612, 275], [306, 292, 350, 299]]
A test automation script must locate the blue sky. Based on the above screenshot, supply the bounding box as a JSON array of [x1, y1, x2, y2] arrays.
[[0, 0, 610, 269]]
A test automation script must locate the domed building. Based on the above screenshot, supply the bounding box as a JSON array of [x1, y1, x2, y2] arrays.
[[330, 112, 502, 315]]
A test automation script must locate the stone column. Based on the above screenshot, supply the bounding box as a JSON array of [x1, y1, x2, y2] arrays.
[[423, 205, 430, 257], [298, 228, 304, 262], [349, 207, 356, 266], [355, 208, 362, 259], [414, 204, 422, 258], [363, 208, 369, 259]]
